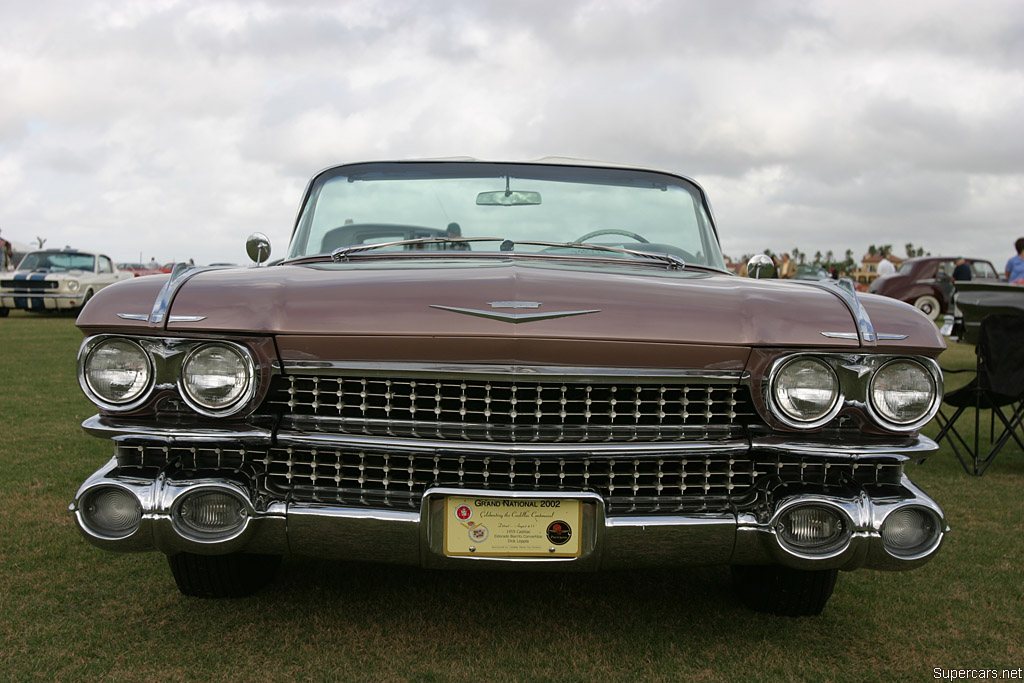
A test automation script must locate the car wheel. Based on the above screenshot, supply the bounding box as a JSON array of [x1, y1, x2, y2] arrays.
[[167, 552, 282, 598], [912, 294, 941, 320], [731, 565, 838, 616], [0, 307, 8, 317]]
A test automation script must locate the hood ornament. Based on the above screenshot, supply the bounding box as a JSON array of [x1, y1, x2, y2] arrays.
[[431, 304, 600, 324]]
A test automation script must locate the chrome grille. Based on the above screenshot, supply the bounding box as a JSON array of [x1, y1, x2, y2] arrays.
[[114, 444, 905, 515], [266, 374, 760, 443], [1, 279, 58, 290]]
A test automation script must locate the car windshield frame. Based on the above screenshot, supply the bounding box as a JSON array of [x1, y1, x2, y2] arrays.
[[287, 161, 726, 270], [17, 251, 96, 272]]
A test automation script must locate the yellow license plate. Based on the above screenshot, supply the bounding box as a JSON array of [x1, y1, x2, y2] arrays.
[[444, 496, 582, 558]]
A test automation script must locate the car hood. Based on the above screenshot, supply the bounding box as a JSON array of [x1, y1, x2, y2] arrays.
[[77, 259, 943, 353]]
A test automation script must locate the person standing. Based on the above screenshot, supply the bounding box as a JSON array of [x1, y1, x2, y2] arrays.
[[779, 253, 796, 279], [952, 257, 972, 281], [0, 228, 13, 271], [1005, 238, 1024, 284], [877, 250, 896, 277]]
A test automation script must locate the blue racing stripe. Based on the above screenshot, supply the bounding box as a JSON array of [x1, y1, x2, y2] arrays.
[[12, 272, 28, 309], [29, 273, 46, 310]]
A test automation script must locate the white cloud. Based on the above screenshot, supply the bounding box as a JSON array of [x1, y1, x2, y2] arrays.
[[0, 0, 1022, 267]]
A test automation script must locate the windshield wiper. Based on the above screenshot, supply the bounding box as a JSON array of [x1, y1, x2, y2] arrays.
[[506, 240, 687, 270], [330, 237, 505, 262], [328, 236, 686, 270]]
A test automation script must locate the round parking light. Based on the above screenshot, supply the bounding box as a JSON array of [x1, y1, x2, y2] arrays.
[[881, 507, 941, 558], [80, 486, 142, 538]]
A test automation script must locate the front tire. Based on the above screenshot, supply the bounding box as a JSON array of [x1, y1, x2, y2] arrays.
[[731, 565, 838, 616], [0, 307, 8, 317], [167, 552, 281, 598], [912, 294, 941, 320]]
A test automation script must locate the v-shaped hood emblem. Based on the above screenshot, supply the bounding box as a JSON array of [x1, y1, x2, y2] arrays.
[[429, 305, 600, 324]]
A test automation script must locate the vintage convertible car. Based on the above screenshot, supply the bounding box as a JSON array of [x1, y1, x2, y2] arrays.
[[70, 159, 947, 615], [868, 256, 1001, 320], [0, 248, 130, 316]]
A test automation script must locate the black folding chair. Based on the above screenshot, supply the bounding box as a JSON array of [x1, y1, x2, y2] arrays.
[[934, 314, 1024, 475]]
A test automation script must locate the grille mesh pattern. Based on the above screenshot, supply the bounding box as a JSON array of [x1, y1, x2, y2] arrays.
[[114, 443, 905, 515], [266, 375, 759, 443]]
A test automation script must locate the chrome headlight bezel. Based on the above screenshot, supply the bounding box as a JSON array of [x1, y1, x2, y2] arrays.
[[66, 279, 80, 292], [867, 358, 941, 431], [78, 337, 155, 411], [767, 355, 843, 429], [178, 341, 257, 417]]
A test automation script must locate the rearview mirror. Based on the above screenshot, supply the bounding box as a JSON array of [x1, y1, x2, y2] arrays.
[[476, 190, 542, 206], [246, 232, 272, 266], [746, 254, 775, 279]]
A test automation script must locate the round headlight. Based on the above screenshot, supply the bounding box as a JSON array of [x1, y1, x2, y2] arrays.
[[83, 338, 152, 405], [180, 343, 253, 412], [66, 280, 80, 292], [881, 507, 941, 557], [771, 357, 840, 425], [870, 359, 936, 426], [80, 486, 142, 538]]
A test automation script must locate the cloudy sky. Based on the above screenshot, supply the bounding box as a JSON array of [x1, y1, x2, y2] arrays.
[[2, 0, 1022, 269]]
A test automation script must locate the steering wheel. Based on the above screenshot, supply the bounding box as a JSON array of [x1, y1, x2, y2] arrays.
[[574, 228, 650, 244]]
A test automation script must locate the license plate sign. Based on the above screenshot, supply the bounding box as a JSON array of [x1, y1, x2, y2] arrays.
[[444, 496, 582, 558]]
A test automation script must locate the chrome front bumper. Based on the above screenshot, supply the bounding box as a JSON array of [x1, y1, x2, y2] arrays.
[[70, 456, 947, 573], [1, 293, 85, 310]]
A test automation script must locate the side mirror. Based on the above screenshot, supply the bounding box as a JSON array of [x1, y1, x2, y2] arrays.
[[246, 233, 271, 266], [746, 254, 775, 279]]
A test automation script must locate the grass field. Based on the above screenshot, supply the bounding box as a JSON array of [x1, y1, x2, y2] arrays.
[[1, 312, 1021, 681]]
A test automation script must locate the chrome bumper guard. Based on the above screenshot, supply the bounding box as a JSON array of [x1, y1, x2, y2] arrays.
[[70, 456, 946, 572]]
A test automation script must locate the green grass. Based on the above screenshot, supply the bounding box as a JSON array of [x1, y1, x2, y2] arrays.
[[1, 312, 1021, 681]]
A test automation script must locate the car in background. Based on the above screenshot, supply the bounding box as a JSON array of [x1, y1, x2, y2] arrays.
[[116, 262, 164, 277], [0, 248, 131, 316], [70, 159, 948, 616], [868, 256, 1000, 320]]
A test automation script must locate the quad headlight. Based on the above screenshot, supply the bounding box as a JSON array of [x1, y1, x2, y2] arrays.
[[179, 342, 255, 414], [769, 356, 841, 427], [869, 359, 938, 428], [81, 338, 153, 407]]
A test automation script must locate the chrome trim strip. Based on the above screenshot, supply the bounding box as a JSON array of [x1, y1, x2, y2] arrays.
[[429, 305, 601, 324], [751, 435, 938, 459], [117, 313, 150, 321], [275, 430, 753, 456], [147, 264, 226, 327], [800, 279, 877, 345], [276, 360, 747, 383], [81, 414, 273, 443], [822, 331, 909, 341], [168, 315, 208, 323]]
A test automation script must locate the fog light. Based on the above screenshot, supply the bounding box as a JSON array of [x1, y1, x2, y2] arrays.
[[776, 505, 851, 555], [81, 486, 142, 538], [881, 507, 940, 557], [172, 489, 249, 540]]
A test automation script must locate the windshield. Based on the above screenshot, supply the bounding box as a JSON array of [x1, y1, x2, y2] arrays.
[[288, 162, 726, 269], [18, 251, 95, 272]]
